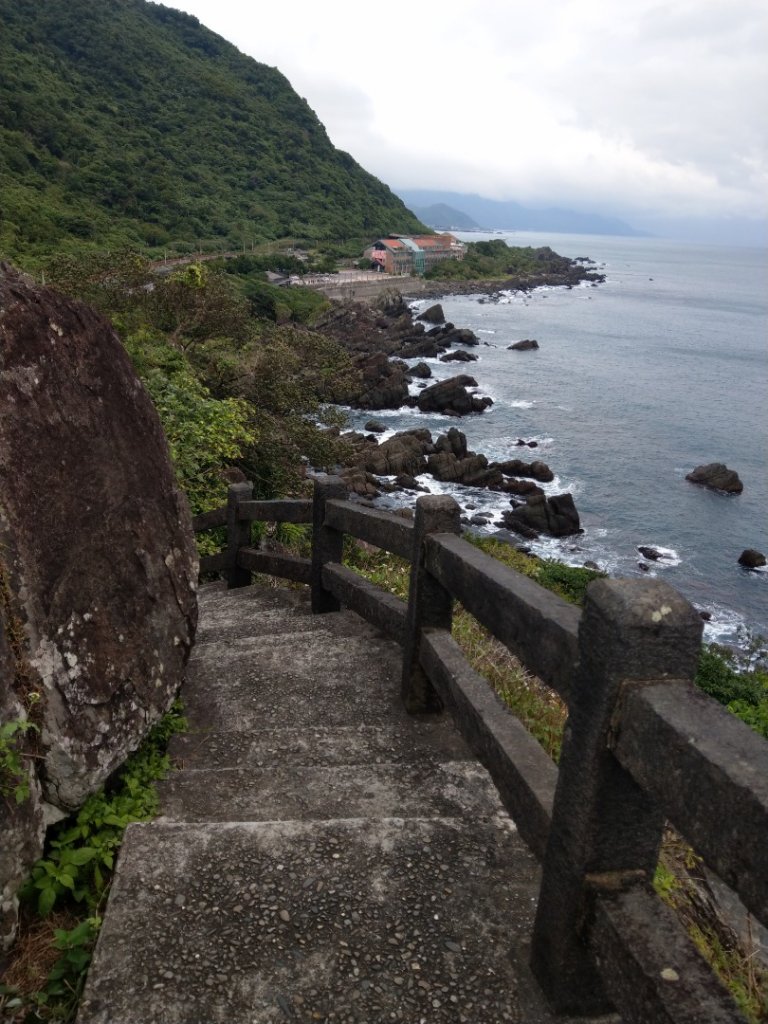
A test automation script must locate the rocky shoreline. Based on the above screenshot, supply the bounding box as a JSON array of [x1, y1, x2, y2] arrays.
[[315, 274, 590, 544]]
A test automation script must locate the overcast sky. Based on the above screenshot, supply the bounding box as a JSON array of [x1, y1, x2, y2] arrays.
[[159, 0, 767, 240]]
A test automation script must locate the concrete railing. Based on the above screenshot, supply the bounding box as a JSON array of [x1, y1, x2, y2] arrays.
[[193, 477, 767, 1024]]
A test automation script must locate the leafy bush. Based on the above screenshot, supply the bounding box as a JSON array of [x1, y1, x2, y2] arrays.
[[20, 702, 187, 917]]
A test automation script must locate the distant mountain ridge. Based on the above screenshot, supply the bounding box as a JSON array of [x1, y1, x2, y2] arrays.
[[408, 203, 480, 230], [0, 0, 424, 260], [397, 190, 645, 237]]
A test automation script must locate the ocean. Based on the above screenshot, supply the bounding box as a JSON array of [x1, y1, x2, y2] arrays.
[[343, 231, 768, 648]]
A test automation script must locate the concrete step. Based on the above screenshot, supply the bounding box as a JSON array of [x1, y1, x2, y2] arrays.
[[181, 633, 408, 733], [157, 761, 502, 823], [78, 816, 575, 1024], [168, 721, 472, 771]]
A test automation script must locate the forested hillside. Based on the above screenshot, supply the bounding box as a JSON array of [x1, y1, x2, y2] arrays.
[[0, 0, 424, 261]]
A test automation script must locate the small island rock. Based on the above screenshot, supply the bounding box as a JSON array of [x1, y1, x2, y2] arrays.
[[686, 463, 743, 494], [508, 339, 539, 351], [738, 549, 766, 569]]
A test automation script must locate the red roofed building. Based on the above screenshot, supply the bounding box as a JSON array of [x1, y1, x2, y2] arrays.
[[364, 234, 466, 276]]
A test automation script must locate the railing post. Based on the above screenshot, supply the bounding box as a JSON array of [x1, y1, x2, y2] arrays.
[[401, 494, 461, 713], [311, 475, 346, 613], [530, 578, 702, 1015], [225, 481, 253, 589]]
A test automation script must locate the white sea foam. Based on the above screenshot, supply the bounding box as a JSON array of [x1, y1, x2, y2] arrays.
[[636, 545, 683, 568]]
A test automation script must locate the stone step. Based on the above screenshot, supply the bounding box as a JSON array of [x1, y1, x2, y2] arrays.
[[181, 633, 407, 733], [157, 761, 501, 823], [78, 816, 574, 1024], [195, 583, 390, 644], [169, 721, 472, 771]]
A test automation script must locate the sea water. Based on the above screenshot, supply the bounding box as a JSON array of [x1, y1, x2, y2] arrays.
[[342, 231, 768, 647]]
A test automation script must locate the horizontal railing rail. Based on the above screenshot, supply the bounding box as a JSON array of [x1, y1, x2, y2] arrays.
[[190, 476, 765, 1024]]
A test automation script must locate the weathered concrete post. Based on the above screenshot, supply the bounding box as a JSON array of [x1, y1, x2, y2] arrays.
[[530, 578, 702, 1014], [311, 475, 346, 613], [401, 494, 461, 713], [225, 481, 253, 589]]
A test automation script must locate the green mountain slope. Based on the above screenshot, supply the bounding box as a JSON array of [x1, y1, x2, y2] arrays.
[[0, 0, 424, 261]]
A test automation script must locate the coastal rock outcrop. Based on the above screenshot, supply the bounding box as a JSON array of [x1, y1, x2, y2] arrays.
[[363, 429, 432, 477], [496, 459, 555, 483], [416, 375, 493, 415], [501, 493, 581, 539], [507, 339, 540, 351], [0, 264, 198, 945], [685, 463, 743, 494], [346, 353, 410, 409], [440, 350, 478, 363], [417, 303, 445, 324]]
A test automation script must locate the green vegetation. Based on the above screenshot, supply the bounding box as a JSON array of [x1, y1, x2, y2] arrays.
[[0, 0, 424, 264], [696, 644, 768, 740], [1, 703, 186, 1023], [43, 250, 357, 510], [425, 239, 581, 281], [0, 718, 39, 805]]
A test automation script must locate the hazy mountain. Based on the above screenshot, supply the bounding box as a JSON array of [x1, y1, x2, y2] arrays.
[[0, 0, 424, 261], [408, 203, 480, 230], [397, 190, 644, 237]]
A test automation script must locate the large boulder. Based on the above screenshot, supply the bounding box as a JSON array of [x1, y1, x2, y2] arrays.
[[496, 458, 555, 483], [363, 429, 433, 477], [0, 265, 198, 943], [416, 375, 493, 416], [685, 463, 743, 494], [417, 303, 445, 324], [507, 339, 539, 351], [345, 353, 409, 410], [502, 493, 581, 539]]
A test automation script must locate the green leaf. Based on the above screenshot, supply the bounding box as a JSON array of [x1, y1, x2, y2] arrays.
[[67, 847, 97, 866], [39, 886, 57, 916]]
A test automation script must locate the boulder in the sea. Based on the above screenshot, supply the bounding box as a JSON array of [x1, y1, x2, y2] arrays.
[[685, 463, 743, 494], [738, 549, 766, 569], [638, 546, 664, 561], [442, 326, 479, 347], [364, 419, 386, 434], [496, 459, 554, 483], [440, 350, 478, 363], [417, 375, 492, 416], [507, 339, 540, 351], [501, 493, 581, 539], [407, 361, 432, 379], [417, 303, 445, 324]]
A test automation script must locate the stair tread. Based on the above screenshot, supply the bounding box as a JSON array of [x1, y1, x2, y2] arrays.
[[78, 817, 573, 1024]]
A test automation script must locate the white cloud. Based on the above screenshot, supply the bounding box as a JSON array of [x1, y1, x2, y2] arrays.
[[156, 0, 768, 223]]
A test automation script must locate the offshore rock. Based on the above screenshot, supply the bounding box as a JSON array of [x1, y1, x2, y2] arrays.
[[416, 303, 445, 324], [496, 459, 555, 483], [502, 493, 581, 539], [440, 349, 477, 363], [507, 339, 539, 351], [0, 265, 198, 811], [416, 375, 493, 416], [738, 549, 766, 570], [685, 463, 743, 494]]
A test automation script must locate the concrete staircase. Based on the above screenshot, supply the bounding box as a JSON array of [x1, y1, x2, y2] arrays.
[[78, 583, 607, 1024]]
